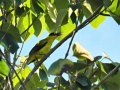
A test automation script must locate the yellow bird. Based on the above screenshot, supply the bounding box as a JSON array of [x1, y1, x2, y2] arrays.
[[27, 32, 62, 64]]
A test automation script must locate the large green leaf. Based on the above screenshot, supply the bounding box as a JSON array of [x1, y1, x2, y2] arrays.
[[57, 18, 76, 40], [32, 14, 42, 36], [17, 13, 34, 41], [69, 62, 88, 74], [41, 0, 57, 22], [0, 58, 10, 77], [45, 14, 55, 32], [31, 0, 44, 14], [47, 59, 73, 75], [54, 0, 68, 11], [1, 22, 22, 42], [0, 32, 19, 54], [82, 0, 107, 28], [76, 74, 91, 90], [54, 9, 68, 32], [101, 71, 120, 90]]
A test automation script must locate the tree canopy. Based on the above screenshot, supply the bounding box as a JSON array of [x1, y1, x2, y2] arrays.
[[0, 0, 120, 90]]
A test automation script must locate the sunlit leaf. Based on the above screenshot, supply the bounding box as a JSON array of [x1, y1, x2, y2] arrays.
[[0, 58, 10, 76]]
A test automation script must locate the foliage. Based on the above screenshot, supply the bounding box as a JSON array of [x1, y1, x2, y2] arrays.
[[0, 0, 120, 90]]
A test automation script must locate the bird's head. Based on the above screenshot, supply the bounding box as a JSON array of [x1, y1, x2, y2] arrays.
[[49, 32, 62, 36]]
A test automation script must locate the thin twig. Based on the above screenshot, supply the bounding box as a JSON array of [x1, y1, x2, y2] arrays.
[[8, 73, 14, 90], [0, 50, 26, 90], [19, 3, 104, 89], [91, 64, 120, 90]]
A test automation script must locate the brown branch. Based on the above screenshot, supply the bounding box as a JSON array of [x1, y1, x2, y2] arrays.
[[19, 3, 104, 89], [92, 64, 120, 90]]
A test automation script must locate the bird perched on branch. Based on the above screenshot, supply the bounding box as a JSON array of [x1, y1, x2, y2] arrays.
[[26, 32, 62, 64]]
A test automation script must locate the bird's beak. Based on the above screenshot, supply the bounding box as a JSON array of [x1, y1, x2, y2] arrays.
[[56, 32, 63, 36]]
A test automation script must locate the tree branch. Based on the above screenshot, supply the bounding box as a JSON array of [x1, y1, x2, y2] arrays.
[[19, 3, 104, 89], [91, 64, 120, 90]]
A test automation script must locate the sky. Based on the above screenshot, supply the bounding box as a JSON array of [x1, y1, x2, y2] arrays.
[[21, 16, 120, 64], [19, 16, 120, 81]]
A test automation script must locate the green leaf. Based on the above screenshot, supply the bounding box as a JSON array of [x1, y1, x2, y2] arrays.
[[103, 0, 113, 8], [0, 32, 19, 54], [102, 63, 118, 76], [82, 0, 106, 28], [90, 13, 107, 28], [45, 14, 55, 32], [76, 74, 91, 90], [97, 61, 107, 74], [110, 5, 120, 24], [17, 14, 34, 41], [54, 0, 68, 11], [29, 73, 41, 88], [60, 76, 70, 87], [31, 0, 44, 14], [41, 0, 57, 22], [21, 66, 31, 79], [15, 6, 25, 17], [1, 22, 22, 42], [47, 59, 73, 75], [39, 68, 47, 81], [109, 0, 119, 12], [69, 62, 88, 74], [32, 14, 42, 36], [57, 18, 76, 40], [94, 56, 102, 62], [102, 71, 120, 90], [54, 9, 68, 32], [0, 58, 10, 76]]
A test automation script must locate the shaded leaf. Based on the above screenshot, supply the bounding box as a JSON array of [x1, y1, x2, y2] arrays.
[[39, 67, 47, 81], [0, 32, 19, 54], [54, 0, 68, 11], [60, 76, 70, 87], [1, 22, 22, 42], [101, 71, 120, 90], [32, 14, 42, 36], [76, 74, 91, 90], [69, 62, 88, 74], [47, 59, 73, 75], [94, 56, 102, 62], [31, 0, 44, 14], [54, 9, 68, 32]]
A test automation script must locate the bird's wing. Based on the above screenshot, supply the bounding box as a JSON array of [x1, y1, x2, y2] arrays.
[[29, 41, 47, 56]]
